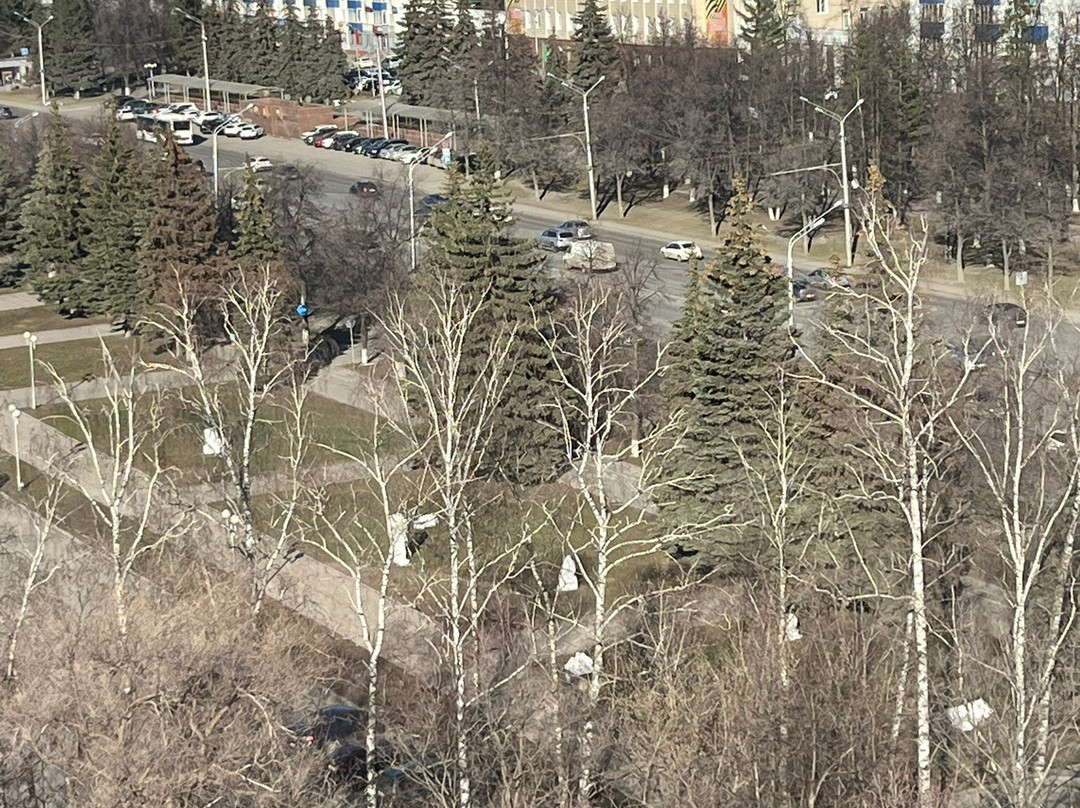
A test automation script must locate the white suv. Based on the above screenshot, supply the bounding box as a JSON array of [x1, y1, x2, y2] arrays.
[[660, 241, 704, 262]]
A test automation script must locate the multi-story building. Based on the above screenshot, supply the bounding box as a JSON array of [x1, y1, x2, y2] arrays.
[[242, 0, 402, 57]]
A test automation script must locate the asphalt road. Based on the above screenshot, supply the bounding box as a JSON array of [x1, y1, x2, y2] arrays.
[[1, 104, 1029, 340]]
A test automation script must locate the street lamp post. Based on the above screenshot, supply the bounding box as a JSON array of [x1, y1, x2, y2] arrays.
[[548, 74, 605, 221], [373, 28, 390, 138], [173, 8, 212, 110], [409, 132, 454, 273], [786, 199, 844, 330], [211, 102, 255, 200], [13, 111, 40, 129], [13, 13, 54, 107], [22, 332, 37, 410], [799, 95, 864, 268], [8, 404, 22, 490], [144, 62, 158, 99]]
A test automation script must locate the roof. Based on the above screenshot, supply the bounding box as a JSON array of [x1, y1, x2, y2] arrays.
[[149, 73, 285, 98], [344, 96, 455, 124]]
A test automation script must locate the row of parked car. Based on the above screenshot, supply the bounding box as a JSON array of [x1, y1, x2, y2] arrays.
[[114, 98, 265, 139], [300, 125, 478, 173]]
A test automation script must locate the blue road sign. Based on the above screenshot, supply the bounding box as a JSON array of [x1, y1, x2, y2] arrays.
[[296, 304, 309, 317]]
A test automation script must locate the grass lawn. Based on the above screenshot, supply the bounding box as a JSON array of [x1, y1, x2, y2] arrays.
[[35, 389, 392, 486], [0, 306, 107, 337], [0, 335, 172, 390], [246, 475, 678, 614]]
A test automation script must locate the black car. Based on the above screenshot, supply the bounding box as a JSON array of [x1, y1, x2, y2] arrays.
[[111, 94, 135, 109], [0, 106, 14, 120], [357, 137, 390, 157], [986, 302, 1027, 329], [348, 137, 377, 154], [332, 132, 364, 151], [350, 181, 379, 198], [289, 705, 365, 748], [198, 113, 228, 134], [418, 193, 450, 212]]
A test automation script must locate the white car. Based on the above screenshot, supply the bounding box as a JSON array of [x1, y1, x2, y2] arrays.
[[115, 106, 137, 122], [302, 124, 337, 143], [162, 102, 199, 118], [193, 109, 224, 127], [245, 156, 273, 173], [660, 240, 704, 262], [238, 124, 264, 140], [222, 118, 247, 137], [395, 146, 426, 165]]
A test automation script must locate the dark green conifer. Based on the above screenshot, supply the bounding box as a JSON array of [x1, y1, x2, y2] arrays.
[[570, 0, 619, 89], [232, 166, 281, 269], [18, 113, 85, 312]]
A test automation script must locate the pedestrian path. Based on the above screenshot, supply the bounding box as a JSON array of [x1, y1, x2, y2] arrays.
[[0, 291, 44, 312], [0, 323, 118, 350]]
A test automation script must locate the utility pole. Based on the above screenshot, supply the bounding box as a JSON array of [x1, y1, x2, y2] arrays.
[[799, 95, 863, 268], [549, 74, 605, 221], [409, 131, 454, 273], [144, 62, 158, 99], [13, 12, 53, 107], [173, 8, 212, 110], [786, 199, 843, 330]]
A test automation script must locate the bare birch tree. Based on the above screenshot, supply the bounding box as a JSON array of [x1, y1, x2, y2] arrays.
[[1, 483, 62, 683], [541, 283, 693, 804], [381, 275, 515, 808], [802, 170, 975, 808], [946, 299, 1080, 807], [45, 344, 190, 659]]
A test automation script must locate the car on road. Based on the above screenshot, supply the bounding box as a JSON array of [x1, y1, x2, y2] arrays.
[[238, 124, 264, 140], [301, 124, 337, 144], [792, 277, 817, 303], [245, 155, 273, 173], [804, 266, 851, 289], [0, 106, 13, 120], [416, 194, 450, 217], [536, 228, 576, 252], [350, 181, 379, 198], [660, 240, 703, 261], [559, 220, 592, 240], [986, 302, 1027, 328]]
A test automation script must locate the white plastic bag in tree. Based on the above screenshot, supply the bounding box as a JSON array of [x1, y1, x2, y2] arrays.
[[557, 555, 579, 593], [564, 652, 594, 679], [946, 698, 993, 732], [202, 427, 223, 456]]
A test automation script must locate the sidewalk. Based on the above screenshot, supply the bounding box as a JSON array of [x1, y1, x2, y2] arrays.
[[0, 291, 44, 312], [0, 323, 117, 350]]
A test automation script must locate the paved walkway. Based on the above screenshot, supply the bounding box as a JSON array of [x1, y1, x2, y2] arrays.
[[0, 291, 44, 312], [0, 405, 442, 680], [0, 323, 118, 350]]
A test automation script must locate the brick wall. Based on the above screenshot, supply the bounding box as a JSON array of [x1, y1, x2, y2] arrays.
[[244, 99, 335, 139]]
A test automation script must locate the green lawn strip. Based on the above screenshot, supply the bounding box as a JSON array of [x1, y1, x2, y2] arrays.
[[245, 476, 677, 616], [0, 306, 108, 337], [0, 335, 172, 390], [33, 389, 388, 487], [0, 451, 174, 577]]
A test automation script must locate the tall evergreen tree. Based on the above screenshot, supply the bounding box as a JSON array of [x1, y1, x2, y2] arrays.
[[664, 183, 793, 564], [80, 120, 149, 322], [18, 114, 85, 312], [422, 150, 563, 484], [0, 142, 26, 260], [45, 0, 101, 97], [166, 0, 204, 75], [397, 0, 449, 104], [570, 0, 619, 89], [242, 4, 280, 87], [139, 135, 223, 307], [311, 18, 349, 102], [738, 0, 786, 52], [231, 167, 281, 269]]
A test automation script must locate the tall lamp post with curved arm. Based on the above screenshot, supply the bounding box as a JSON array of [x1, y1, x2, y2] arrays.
[[13, 12, 53, 107]]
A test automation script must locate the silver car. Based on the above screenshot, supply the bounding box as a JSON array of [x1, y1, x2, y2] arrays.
[[536, 228, 576, 251], [558, 220, 592, 240]]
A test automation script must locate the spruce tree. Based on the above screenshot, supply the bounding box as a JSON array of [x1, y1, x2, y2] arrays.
[[312, 19, 349, 102], [166, 0, 205, 75], [664, 184, 792, 564], [232, 166, 281, 269], [242, 4, 279, 87], [0, 141, 26, 262], [738, 0, 786, 52], [570, 0, 619, 89], [422, 150, 563, 485], [45, 0, 100, 97], [18, 113, 85, 312], [139, 135, 223, 307], [81, 120, 149, 323], [397, 0, 449, 104]]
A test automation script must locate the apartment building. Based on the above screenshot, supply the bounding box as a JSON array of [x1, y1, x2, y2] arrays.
[[241, 0, 402, 55], [915, 0, 1058, 46]]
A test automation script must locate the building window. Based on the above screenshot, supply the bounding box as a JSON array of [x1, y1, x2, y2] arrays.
[[815, 0, 826, 13]]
